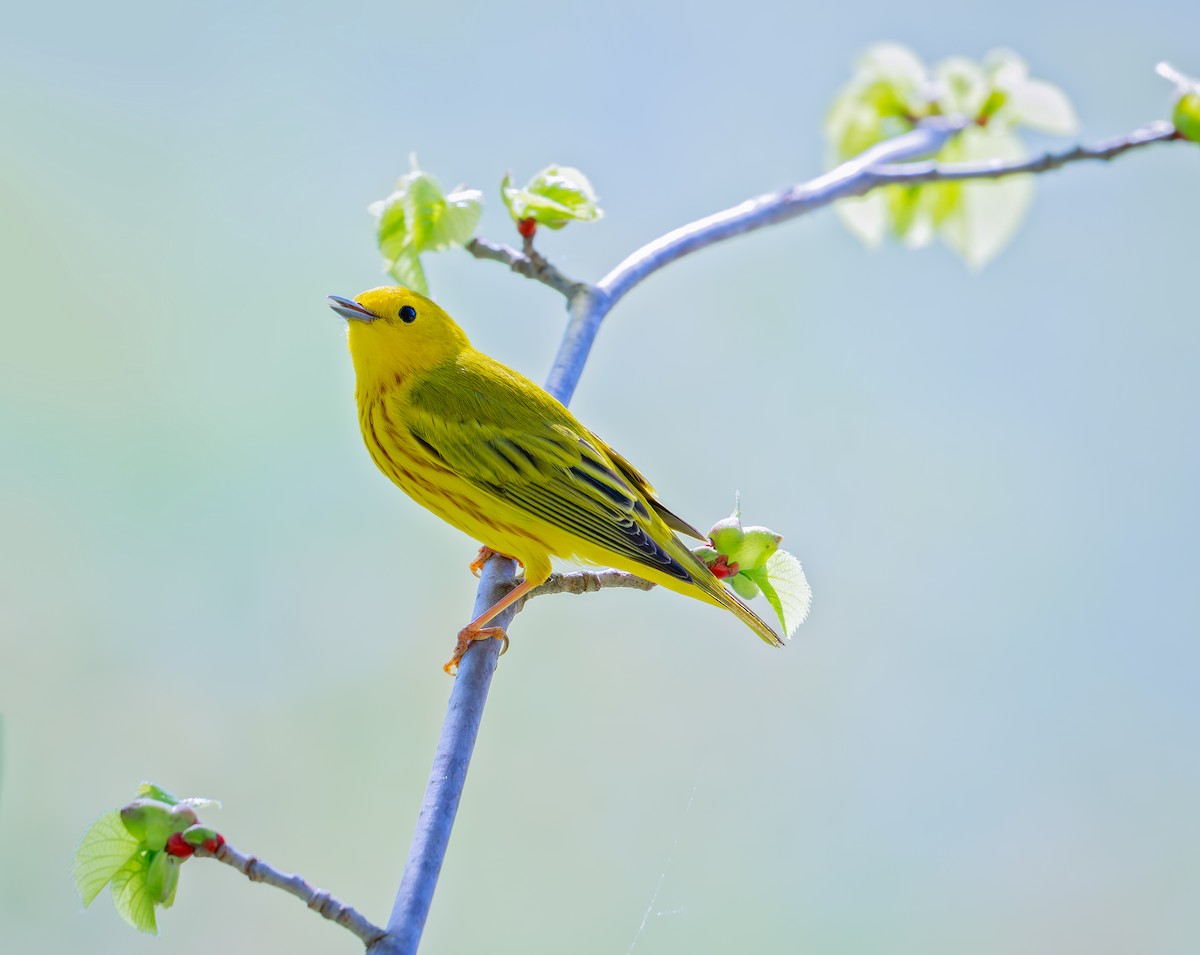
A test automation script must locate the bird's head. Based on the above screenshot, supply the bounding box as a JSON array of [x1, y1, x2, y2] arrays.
[[329, 286, 471, 387]]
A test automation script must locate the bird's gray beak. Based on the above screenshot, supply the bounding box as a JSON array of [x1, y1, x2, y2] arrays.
[[328, 295, 378, 323]]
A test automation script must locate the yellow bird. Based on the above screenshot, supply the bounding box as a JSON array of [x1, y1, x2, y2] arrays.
[[329, 286, 783, 672]]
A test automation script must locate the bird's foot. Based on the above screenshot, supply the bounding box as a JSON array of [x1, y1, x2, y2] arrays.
[[469, 547, 523, 577], [443, 626, 510, 676], [468, 546, 498, 577]]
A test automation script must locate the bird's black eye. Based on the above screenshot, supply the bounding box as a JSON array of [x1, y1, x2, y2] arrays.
[[398, 305, 417, 323]]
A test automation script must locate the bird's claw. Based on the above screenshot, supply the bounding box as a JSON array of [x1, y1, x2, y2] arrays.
[[443, 626, 510, 676], [468, 546, 497, 578]]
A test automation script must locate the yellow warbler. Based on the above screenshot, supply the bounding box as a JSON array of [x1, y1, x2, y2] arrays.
[[329, 286, 783, 672]]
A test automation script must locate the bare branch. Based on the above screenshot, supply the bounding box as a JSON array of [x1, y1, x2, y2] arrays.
[[596, 117, 970, 309], [465, 237, 586, 299], [373, 557, 517, 955], [870, 120, 1180, 185], [520, 568, 657, 607], [199, 840, 385, 946]]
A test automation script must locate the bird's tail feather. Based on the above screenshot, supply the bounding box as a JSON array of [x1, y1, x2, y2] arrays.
[[713, 583, 785, 648]]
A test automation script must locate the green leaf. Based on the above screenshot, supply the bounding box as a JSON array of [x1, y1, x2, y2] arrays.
[[370, 163, 483, 294], [856, 42, 928, 95], [744, 550, 812, 638], [825, 44, 928, 164], [1006, 78, 1078, 135], [111, 852, 158, 934], [119, 798, 176, 850], [886, 185, 935, 246], [427, 189, 485, 249], [135, 782, 179, 805], [146, 850, 182, 907], [834, 192, 889, 247], [938, 126, 1034, 268], [402, 173, 444, 252], [729, 572, 761, 601], [74, 811, 141, 906], [387, 247, 428, 296], [501, 165, 603, 229], [933, 56, 989, 117]]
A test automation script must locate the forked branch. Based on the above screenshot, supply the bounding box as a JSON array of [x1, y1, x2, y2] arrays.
[[375, 113, 1190, 955]]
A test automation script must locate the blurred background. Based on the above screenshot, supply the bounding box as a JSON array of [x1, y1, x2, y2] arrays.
[[2, 1, 1198, 953]]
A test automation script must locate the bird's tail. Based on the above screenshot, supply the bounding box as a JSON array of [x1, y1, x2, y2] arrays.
[[713, 580, 785, 648]]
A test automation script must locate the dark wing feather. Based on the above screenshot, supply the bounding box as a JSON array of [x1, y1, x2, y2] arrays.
[[598, 441, 707, 540], [402, 361, 694, 582]]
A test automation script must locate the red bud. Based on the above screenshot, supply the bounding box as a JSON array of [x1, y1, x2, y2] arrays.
[[202, 833, 225, 853], [708, 554, 740, 579], [165, 832, 195, 858]]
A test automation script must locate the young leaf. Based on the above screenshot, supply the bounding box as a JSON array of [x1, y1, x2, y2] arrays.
[[74, 811, 141, 906], [937, 126, 1034, 268], [370, 163, 483, 295], [501, 165, 603, 230], [933, 56, 990, 117], [111, 852, 158, 934], [1005, 78, 1078, 135], [135, 782, 180, 805], [834, 192, 889, 247], [829, 45, 1076, 268], [743, 550, 812, 638], [387, 247, 428, 295]]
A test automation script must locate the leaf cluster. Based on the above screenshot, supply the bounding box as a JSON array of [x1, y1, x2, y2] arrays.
[[73, 783, 221, 934], [370, 162, 602, 295], [827, 44, 1078, 267]]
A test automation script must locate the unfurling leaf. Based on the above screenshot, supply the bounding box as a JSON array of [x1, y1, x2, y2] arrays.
[[501, 165, 603, 230], [77, 782, 224, 936], [828, 44, 1077, 268], [370, 159, 483, 295], [74, 811, 141, 906], [937, 126, 1034, 269], [111, 853, 158, 933], [743, 550, 812, 638], [696, 499, 811, 636]]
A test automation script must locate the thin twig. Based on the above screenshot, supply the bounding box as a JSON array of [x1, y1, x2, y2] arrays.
[[199, 840, 385, 946], [465, 237, 586, 298], [870, 120, 1180, 184], [519, 568, 657, 609]]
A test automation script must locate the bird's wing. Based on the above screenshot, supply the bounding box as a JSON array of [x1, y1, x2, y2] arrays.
[[402, 362, 695, 582], [596, 440, 707, 540]]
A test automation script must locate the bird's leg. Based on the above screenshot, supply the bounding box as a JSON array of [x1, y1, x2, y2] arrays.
[[443, 577, 538, 675]]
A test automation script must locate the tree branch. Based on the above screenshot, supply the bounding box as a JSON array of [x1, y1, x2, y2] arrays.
[[370, 557, 517, 955], [596, 117, 970, 308], [520, 568, 657, 608], [869, 120, 1180, 184], [199, 840, 385, 946], [380, 112, 1186, 955], [465, 237, 586, 298]]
